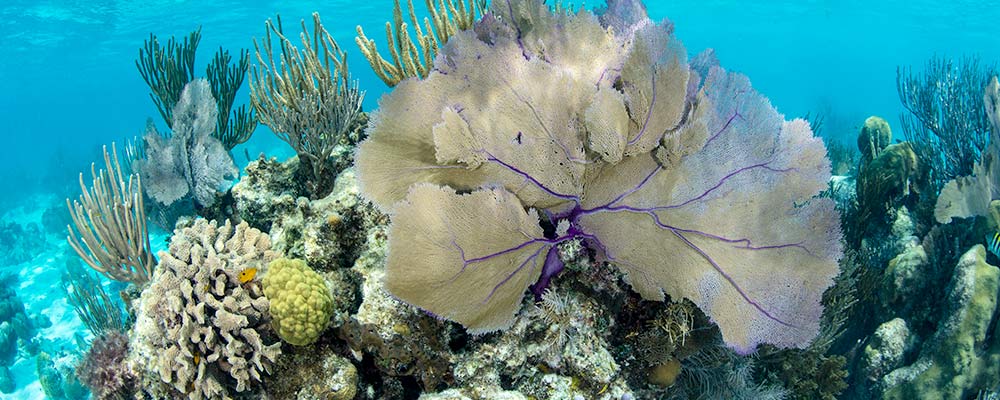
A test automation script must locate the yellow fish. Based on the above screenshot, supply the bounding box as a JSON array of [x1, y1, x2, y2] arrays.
[[239, 268, 258, 283], [988, 232, 1000, 258]]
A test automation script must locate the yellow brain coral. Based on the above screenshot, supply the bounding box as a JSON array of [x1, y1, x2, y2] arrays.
[[262, 258, 334, 346]]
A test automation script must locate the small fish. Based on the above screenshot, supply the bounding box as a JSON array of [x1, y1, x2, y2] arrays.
[[987, 232, 1000, 258], [238, 268, 258, 283], [193, 354, 200, 366]]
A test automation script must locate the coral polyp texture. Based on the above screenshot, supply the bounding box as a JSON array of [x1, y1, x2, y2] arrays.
[[262, 258, 335, 346], [131, 218, 280, 399], [355, 0, 842, 353]]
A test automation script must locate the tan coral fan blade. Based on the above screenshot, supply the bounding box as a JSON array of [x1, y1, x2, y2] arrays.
[[385, 184, 548, 332]]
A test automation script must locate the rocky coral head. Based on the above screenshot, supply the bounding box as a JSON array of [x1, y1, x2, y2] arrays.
[[356, 0, 842, 353]]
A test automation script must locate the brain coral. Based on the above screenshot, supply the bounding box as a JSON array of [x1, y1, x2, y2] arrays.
[[356, 0, 841, 353], [131, 218, 280, 399], [262, 258, 334, 346]]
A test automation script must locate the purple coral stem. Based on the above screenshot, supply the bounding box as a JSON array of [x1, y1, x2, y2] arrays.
[[627, 67, 658, 146], [486, 153, 580, 203]]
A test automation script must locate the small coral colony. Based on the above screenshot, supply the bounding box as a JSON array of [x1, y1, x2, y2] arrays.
[[16, 0, 998, 398]]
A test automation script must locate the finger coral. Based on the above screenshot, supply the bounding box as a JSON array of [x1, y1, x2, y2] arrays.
[[356, 0, 841, 353], [131, 219, 280, 399]]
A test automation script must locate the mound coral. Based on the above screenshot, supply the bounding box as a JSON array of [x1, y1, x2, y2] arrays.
[[881, 245, 1000, 399], [131, 219, 280, 399], [356, 0, 841, 353], [263, 258, 335, 346]]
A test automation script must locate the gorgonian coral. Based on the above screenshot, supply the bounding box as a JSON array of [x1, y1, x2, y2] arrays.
[[356, 0, 841, 353]]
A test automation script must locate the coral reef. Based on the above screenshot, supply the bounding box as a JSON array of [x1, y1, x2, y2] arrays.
[[898, 56, 997, 188], [355, 0, 487, 86], [136, 28, 256, 149], [0, 281, 40, 394], [36, 352, 88, 400], [935, 76, 1000, 224], [250, 12, 365, 197], [66, 144, 156, 284], [263, 258, 337, 346], [265, 343, 359, 400], [342, 228, 458, 394], [881, 237, 933, 324], [130, 218, 281, 399], [62, 259, 130, 336], [669, 344, 788, 400], [853, 116, 923, 236], [0, 221, 45, 265], [45, 1, 990, 399], [857, 116, 893, 164], [880, 245, 1000, 399], [356, 0, 840, 353], [232, 157, 380, 270], [757, 346, 848, 400], [860, 318, 916, 383], [0, 365, 11, 393]]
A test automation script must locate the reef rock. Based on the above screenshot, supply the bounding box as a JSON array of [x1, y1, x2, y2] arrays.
[[881, 239, 931, 322], [266, 344, 358, 400], [880, 245, 1000, 399], [861, 318, 916, 382], [234, 157, 377, 271]]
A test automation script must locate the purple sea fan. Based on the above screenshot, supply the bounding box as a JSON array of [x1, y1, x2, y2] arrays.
[[356, 0, 841, 353]]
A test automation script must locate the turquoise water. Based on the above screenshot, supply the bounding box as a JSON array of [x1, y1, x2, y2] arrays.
[[1, 0, 1000, 398], [3, 0, 999, 202]]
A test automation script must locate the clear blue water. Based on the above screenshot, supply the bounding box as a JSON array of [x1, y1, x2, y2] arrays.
[[1, 0, 999, 398], [2, 0, 999, 204]]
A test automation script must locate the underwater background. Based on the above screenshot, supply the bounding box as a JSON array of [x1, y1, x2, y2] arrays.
[[1, 0, 1000, 399]]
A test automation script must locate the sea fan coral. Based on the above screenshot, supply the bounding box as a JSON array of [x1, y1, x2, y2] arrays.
[[137, 79, 238, 207], [356, 0, 841, 353]]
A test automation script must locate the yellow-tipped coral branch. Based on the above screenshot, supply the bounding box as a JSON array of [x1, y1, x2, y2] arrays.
[[356, 0, 487, 87]]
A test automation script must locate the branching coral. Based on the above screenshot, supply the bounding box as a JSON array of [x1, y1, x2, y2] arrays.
[[136, 29, 199, 129], [356, 0, 487, 86], [250, 13, 365, 198], [137, 28, 256, 149], [897, 56, 997, 188], [66, 144, 156, 284], [62, 260, 130, 336], [935, 76, 1000, 224], [131, 219, 280, 399], [356, 0, 841, 353]]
